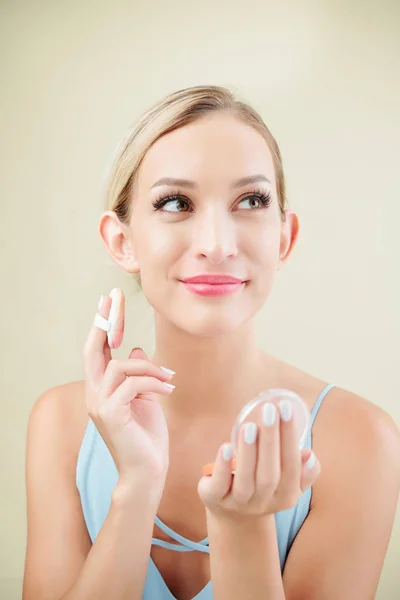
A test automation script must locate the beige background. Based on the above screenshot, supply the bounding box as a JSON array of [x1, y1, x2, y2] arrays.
[[1, 0, 399, 598]]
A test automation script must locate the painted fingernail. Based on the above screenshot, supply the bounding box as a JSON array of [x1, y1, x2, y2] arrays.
[[163, 382, 176, 389], [279, 400, 293, 422], [262, 402, 276, 426], [306, 451, 317, 470], [160, 366, 176, 375], [97, 295, 104, 310], [222, 443, 233, 461], [244, 422, 258, 444]]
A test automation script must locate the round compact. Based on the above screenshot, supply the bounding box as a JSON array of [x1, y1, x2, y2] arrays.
[[230, 388, 311, 453], [203, 389, 311, 476]]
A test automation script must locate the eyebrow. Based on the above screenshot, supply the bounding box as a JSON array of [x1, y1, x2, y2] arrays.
[[150, 174, 272, 190]]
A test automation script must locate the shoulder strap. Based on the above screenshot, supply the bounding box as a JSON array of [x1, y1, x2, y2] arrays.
[[310, 383, 335, 426]]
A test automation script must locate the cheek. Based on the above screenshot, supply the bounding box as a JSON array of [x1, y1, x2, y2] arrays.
[[137, 227, 175, 261], [136, 227, 183, 284], [246, 227, 281, 296], [247, 223, 281, 267]]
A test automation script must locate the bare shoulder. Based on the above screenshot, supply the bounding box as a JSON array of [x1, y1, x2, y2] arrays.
[[281, 372, 400, 598], [276, 358, 400, 511], [29, 379, 89, 462], [31, 379, 87, 414], [272, 356, 400, 455], [312, 384, 400, 473], [24, 381, 92, 600]]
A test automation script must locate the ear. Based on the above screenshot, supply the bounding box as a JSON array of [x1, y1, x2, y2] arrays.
[[277, 210, 300, 270], [97, 211, 140, 274]]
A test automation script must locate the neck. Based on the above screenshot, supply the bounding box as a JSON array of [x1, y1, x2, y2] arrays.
[[150, 315, 275, 423]]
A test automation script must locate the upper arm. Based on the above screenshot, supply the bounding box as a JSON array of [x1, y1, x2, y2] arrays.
[[282, 392, 400, 600], [23, 384, 92, 600]]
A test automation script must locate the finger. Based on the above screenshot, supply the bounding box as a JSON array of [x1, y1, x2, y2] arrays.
[[300, 450, 321, 492], [128, 347, 177, 381], [82, 294, 113, 389], [129, 347, 171, 371], [100, 358, 175, 399], [198, 443, 234, 504], [127, 348, 164, 402], [277, 400, 302, 500], [301, 448, 313, 465], [104, 375, 175, 413], [255, 402, 280, 495], [128, 347, 149, 361], [107, 288, 125, 349], [231, 422, 258, 504]]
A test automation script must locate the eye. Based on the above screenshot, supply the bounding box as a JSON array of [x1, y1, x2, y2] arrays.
[[239, 197, 258, 209], [152, 194, 191, 213], [238, 192, 272, 210], [152, 190, 271, 214]]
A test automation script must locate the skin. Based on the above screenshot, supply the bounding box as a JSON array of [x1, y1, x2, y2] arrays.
[[23, 111, 400, 600], [99, 112, 299, 422]]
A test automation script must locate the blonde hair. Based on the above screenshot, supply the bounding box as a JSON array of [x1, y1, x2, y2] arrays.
[[103, 85, 288, 286]]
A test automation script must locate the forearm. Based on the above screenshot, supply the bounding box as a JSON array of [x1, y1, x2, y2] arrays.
[[206, 511, 285, 600], [61, 480, 162, 600]]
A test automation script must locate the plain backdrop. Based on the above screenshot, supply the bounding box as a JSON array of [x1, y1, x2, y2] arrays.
[[1, 0, 399, 598]]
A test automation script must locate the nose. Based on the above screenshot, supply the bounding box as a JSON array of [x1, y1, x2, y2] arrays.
[[191, 206, 238, 264]]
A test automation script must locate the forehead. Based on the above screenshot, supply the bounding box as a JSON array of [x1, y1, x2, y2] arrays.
[[135, 112, 275, 191]]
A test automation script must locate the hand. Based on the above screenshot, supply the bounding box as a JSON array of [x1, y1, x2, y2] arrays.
[[82, 289, 175, 489], [197, 400, 320, 520]]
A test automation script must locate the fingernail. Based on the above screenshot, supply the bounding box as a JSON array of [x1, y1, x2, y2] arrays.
[[306, 451, 317, 470], [160, 366, 176, 375], [163, 382, 176, 389], [262, 402, 276, 426], [97, 295, 104, 311], [222, 443, 233, 461], [279, 400, 293, 422], [244, 422, 258, 444]]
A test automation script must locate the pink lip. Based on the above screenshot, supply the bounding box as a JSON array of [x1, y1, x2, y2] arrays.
[[180, 274, 244, 284], [181, 281, 245, 296]]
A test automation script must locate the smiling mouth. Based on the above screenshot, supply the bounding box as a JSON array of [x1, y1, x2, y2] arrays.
[[179, 280, 246, 297], [180, 274, 245, 285]]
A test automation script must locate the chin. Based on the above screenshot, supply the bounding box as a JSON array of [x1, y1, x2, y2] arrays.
[[148, 284, 269, 337], [171, 307, 254, 338]]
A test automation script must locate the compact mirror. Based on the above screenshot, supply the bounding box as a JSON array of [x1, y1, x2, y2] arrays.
[[203, 389, 311, 476], [230, 388, 311, 453]]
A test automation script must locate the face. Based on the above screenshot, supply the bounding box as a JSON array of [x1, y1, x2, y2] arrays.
[[104, 112, 298, 337]]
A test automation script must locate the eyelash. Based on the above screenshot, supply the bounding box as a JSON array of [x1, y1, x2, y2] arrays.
[[151, 187, 272, 213]]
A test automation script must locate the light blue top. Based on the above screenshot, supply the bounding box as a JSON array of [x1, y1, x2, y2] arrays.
[[76, 383, 335, 599]]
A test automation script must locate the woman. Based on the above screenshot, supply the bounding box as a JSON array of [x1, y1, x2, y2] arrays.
[[23, 85, 400, 600]]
